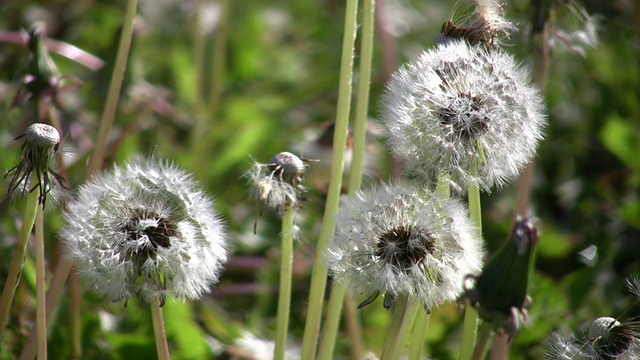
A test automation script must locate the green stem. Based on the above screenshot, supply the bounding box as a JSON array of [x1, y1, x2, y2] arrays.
[[408, 307, 430, 360], [209, 0, 229, 119], [69, 275, 82, 359], [387, 296, 421, 360], [317, 282, 347, 360], [0, 189, 39, 339], [459, 159, 482, 360], [150, 297, 171, 360], [35, 204, 46, 359], [316, 0, 375, 357], [472, 323, 492, 360], [87, 0, 138, 176], [300, 0, 359, 358], [380, 296, 407, 359], [343, 293, 366, 360], [20, 261, 72, 360], [274, 207, 295, 360]]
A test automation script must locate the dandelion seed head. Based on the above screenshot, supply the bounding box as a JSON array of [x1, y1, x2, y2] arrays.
[[269, 151, 306, 184], [328, 181, 484, 310], [381, 40, 546, 192], [61, 158, 228, 304], [245, 153, 308, 215], [5, 123, 65, 205], [25, 123, 60, 148]]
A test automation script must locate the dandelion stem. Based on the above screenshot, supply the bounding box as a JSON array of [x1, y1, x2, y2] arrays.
[[300, 0, 359, 357], [35, 204, 47, 359], [19, 259, 72, 360], [459, 158, 482, 360], [87, 0, 138, 176], [388, 296, 421, 360], [408, 308, 430, 360], [209, 0, 229, 120], [472, 322, 492, 360], [274, 207, 295, 360], [343, 293, 366, 360], [0, 188, 39, 339], [150, 297, 171, 360], [317, 0, 374, 357], [317, 282, 347, 360], [381, 296, 407, 359]]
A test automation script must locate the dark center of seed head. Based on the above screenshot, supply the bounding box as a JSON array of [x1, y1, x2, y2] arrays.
[[375, 225, 435, 271], [121, 209, 177, 251], [438, 93, 490, 139]]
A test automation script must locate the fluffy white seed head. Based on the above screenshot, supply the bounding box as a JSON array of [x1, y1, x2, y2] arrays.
[[61, 158, 228, 304], [382, 40, 546, 193], [327, 181, 484, 310]]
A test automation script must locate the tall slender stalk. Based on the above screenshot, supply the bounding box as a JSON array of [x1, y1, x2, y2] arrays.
[[274, 207, 295, 360], [0, 188, 39, 339], [459, 159, 482, 360], [87, 0, 138, 176], [408, 308, 430, 360], [387, 296, 421, 360], [316, 0, 375, 357], [150, 297, 171, 360], [300, 0, 359, 357], [34, 204, 46, 360], [20, 261, 72, 360], [380, 295, 408, 359]]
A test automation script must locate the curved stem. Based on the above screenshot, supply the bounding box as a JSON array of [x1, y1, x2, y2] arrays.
[[274, 207, 295, 360], [300, 0, 359, 358], [0, 189, 39, 339]]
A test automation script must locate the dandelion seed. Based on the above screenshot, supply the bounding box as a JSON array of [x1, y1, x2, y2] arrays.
[[381, 40, 546, 192], [61, 158, 228, 306], [327, 181, 483, 311], [438, 0, 514, 48], [5, 123, 65, 205]]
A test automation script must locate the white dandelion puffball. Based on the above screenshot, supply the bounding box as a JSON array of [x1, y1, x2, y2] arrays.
[[327, 181, 484, 310], [381, 40, 546, 192], [62, 158, 228, 304]]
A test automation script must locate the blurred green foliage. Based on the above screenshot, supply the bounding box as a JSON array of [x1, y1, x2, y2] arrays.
[[0, 0, 639, 359]]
